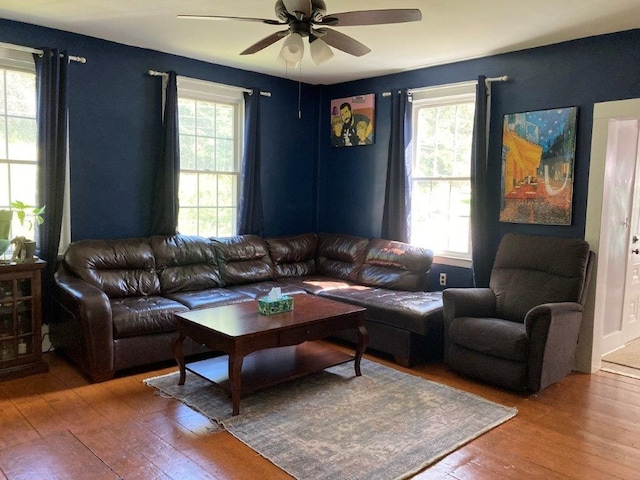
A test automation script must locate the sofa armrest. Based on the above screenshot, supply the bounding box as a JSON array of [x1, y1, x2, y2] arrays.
[[54, 269, 115, 382], [524, 302, 584, 391]]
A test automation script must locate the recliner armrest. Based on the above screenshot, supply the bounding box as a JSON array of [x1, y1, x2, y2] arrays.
[[524, 301, 584, 391], [443, 288, 497, 320]]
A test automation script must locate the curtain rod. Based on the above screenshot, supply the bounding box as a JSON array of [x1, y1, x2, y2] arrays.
[[0, 41, 86, 63], [382, 75, 508, 97], [148, 70, 271, 97]]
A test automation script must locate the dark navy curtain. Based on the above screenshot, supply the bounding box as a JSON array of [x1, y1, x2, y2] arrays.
[[34, 48, 68, 324], [470, 76, 492, 287], [381, 89, 411, 242], [238, 90, 263, 236], [150, 71, 180, 235]]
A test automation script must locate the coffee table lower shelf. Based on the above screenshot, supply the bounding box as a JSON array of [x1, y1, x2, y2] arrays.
[[185, 340, 354, 397]]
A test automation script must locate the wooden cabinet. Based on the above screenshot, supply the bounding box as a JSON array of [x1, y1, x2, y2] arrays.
[[0, 259, 48, 381]]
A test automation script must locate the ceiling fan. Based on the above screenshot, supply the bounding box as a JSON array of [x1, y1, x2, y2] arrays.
[[178, 0, 422, 66]]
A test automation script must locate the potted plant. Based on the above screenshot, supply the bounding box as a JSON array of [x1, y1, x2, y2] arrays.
[[10, 201, 45, 262]]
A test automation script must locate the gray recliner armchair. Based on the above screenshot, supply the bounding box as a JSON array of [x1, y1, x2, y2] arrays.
[[443, 233, 594, 392]]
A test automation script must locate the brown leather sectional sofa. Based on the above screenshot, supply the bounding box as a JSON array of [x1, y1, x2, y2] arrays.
[[52, 232, 443, 382]]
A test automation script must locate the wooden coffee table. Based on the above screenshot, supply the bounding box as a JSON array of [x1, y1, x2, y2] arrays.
[[172, 294, 368, 415]]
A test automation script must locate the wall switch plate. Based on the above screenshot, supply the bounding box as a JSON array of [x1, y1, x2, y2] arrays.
[[439, 273, 447, 286]]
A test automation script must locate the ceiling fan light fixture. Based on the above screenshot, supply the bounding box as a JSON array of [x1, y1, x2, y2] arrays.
[[310, 38, 333, 65], [278, 32, 304, 65]]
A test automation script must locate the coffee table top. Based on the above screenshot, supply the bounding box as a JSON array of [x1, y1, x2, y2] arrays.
[[175, 293, 365, 338]]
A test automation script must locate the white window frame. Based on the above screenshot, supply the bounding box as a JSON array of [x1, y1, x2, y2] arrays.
[[410, 81, 477, 268], [0, 45, 71, 256], [176, 76, 244, 238]]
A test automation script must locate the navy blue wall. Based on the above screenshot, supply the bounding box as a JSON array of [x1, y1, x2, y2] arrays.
[[318, 29, 640, 287], [3, 20, 640, 288], [0, 20, 320, 240]]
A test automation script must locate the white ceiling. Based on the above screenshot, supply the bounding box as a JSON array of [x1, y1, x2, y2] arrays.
[[2, 0, 640, 85]]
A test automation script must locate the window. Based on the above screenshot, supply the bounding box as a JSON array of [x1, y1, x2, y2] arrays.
[[0, 49, 38, 243], [177, 77, 244, 237], [410, 81, 476, 264]]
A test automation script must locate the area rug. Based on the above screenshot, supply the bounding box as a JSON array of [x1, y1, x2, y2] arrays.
[[145, 359, 517, 480]]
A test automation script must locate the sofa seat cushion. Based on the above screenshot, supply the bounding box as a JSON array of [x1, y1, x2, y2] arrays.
[[448, 316, 528, 362], [111, 296, 188, 339], [165, 288, 252, 310], [276, 275, 360, 295], [319, 288, 443, 336], [228, 281, 309, 299]]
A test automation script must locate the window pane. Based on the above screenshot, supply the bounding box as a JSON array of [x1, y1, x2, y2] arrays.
[[5, 71, 35, 117], [0, 164, 8, 205], [218, 174, 236, 207], [196, 102, 216, 137], [0, 73, 5, 115], [178, 206, 198, 235], [179, 172, 198, 206], [198, 173, 217, 206], [216, 105, 234, 139], [198, 207, 217, 237], [0, 118, 6, 159], [217, 139, 234, 171], [7, 117, 36, 160], [178, 98, 195, 135], [217, 208, 235, 236], [180, 134, 196, 169], [196, 137, 215, 170]]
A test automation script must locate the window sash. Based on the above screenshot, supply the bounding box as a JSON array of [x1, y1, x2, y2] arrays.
[[177, 77, 243, 238], [410, 82, 475, 262]]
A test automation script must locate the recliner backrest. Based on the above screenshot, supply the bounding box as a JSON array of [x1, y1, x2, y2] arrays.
[[490, 233, 591, 322]]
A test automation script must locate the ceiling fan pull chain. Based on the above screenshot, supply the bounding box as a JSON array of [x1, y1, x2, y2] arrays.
[[298, 62, 302, 119]]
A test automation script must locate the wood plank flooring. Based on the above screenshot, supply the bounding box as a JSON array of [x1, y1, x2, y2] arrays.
[[1, 342, 639, 479]]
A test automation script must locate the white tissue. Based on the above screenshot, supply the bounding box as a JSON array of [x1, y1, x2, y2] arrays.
[[268, 287, 282, 300]]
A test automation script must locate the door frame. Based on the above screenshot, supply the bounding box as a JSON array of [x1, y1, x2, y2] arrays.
[[583, 98, 640, 373]]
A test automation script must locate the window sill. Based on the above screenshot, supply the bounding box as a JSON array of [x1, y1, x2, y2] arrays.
[[433, 255, 472, 269]]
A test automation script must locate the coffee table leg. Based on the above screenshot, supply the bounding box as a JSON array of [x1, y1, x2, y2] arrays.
[[229, 353, 244, 415], [172, 332, 187, 385], [354, 324, 369, 376]]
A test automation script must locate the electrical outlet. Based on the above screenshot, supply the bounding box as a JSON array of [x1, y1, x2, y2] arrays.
[[439, 273, 447, 286]]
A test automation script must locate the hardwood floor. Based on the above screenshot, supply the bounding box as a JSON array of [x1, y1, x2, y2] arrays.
[[1, 343, 640, 479]]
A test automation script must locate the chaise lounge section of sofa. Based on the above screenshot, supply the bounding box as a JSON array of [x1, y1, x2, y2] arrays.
[[52, 232, 443, 382]]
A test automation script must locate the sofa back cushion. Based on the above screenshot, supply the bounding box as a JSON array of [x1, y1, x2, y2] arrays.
[[63, 238, 160, 298], [150, 235, 221, 293], [213, 235, 275, 286], [490, 233, 591, 322], [358, 239, 433, 291], [316, 233, 369, 282], [266, 233, 318, 278]]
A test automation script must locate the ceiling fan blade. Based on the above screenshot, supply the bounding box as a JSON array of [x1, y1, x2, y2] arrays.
[[240, 30, 289, 55], [282, 0, 312, 18], [318, 9, 422, 27], [177, 14, 285, 26], [317, 28, 370, 57]]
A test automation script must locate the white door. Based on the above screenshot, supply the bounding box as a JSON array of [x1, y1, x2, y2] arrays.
[[621, 120, 640, 343]]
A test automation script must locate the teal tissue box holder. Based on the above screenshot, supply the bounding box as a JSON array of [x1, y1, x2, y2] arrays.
[[258, 295, 294, 315]]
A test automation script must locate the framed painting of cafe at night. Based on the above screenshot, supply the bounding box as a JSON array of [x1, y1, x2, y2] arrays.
[[499, 107, 578, 225]]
